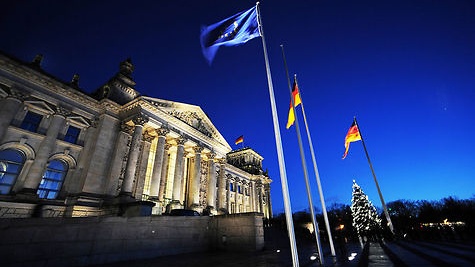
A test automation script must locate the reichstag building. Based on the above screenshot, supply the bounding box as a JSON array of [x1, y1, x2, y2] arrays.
[[0, 51, 272, 219]]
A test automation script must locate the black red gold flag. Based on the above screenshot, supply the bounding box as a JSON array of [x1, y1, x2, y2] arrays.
[[286, 80, 302, 129], [234, 135, 244, 145], [342, 121, 361, 159]]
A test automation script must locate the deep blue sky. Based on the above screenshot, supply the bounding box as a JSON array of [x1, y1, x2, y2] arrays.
[[2, 0, 474, 214]]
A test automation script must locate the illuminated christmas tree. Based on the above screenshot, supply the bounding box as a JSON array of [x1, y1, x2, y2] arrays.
[[350, 180, 382, 242]]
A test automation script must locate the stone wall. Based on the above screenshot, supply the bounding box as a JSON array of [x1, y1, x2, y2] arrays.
[[0, 213, 264, 267], [209, 212, 265, 251]]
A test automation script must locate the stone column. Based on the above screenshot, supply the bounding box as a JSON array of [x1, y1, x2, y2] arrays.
[[105, 122, 132, 195], [217, 159, 227, 211], [257, 183, 264, 213], [148, 128, 169, 199], [189, 146, 203, 209], [120, 114, 148, 196], [21, 108, 68, 195], [250, 180, 256, 212], [0, 91, 25, 142], [158, 143, 171, 202], [206, 153, 217, 210], [265, 183, 273, 218], [171, 137, 186, 205], [133, 131, 154, 199], [235, 179, 240, 212], [226, 178, 232, 213]]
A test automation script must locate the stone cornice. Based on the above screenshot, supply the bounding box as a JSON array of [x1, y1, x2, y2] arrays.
[[0, 55, 101, 112], [0, 54, 123, 118], [225, 163, 253, 179]]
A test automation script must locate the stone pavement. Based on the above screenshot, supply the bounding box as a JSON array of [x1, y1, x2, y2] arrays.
[[89, 226, 362, 267], [88, 246, 360, 267], [89, 240, 475, 267], [380, 240, 475, 266], [89, 226, 475, 267]]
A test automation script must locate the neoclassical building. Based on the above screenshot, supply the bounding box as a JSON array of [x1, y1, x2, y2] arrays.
[[0, 51, 272, 219]]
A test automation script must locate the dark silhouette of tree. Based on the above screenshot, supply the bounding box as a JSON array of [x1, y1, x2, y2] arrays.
[[385, 199, 418, 238], [417, 200, 441, 223]]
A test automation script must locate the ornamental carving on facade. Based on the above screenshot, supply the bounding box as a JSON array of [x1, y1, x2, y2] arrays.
[[176, 136, 186, 146], [120, 122, 134, 135], [193, 146, 204, 154], [143, 130, 155, 142], [199, 160, 209, 207], [155, 127, 169, 137], [132, 113, 149, 126], [208, 152, 216, 160], [9, 88, 29, 101], [225, 174, 235, 182], [56, 106, 71, 117], [168, 110, 214, 138], [147, 99, 173, 108]]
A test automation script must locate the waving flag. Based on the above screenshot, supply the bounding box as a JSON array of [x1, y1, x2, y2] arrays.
[[286, 78, 302, 129], [200, 6, 261, 64], [342, 121, 361, 159], [234, 135, 244, 145]]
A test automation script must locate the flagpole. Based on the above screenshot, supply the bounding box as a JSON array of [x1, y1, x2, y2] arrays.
[[353, 116, 395, 234], [298, 80, 337, 257], [256, 3, 300, 267], [281, 45, 324, 265]]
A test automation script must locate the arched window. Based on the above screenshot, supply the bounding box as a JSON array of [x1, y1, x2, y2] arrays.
[[0, 149, 25, 194], [37, 160, 68, 199]]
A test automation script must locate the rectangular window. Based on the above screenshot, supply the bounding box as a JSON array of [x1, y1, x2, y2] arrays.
[[238, 185, 242, 194], [20, 111, 43, 132], [63, 125, 81, 144], [229, 182, 234, 192]]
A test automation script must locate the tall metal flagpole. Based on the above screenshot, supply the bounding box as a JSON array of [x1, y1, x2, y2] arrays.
[[280, 45, 324, 265], [298, 82, 336, 256], [353, 117, 395, 234], [256, 3, 300, 266]]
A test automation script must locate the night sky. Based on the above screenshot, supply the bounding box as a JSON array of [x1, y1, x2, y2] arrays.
[[2, 0, 474, 214]]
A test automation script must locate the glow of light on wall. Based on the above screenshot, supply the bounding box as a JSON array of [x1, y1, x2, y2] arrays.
[[143, 137, 158, 198]]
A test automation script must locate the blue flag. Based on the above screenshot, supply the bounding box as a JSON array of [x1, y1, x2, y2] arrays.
[[200, 6, 261, 64]]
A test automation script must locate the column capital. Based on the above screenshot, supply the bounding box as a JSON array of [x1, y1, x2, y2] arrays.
[[176, 136, 186, 146], [143, 131, 155, 142], [208, 152, 216, 160], [164, 143, 172, 150], [90, 117, 100, 128], [132, 113, 149, 126], [155, 127, 170, 137], [226, 174, 235, 182], [193, 146, 204, 153], [120, 122, 134, 135], [217, 158, 227, 165]]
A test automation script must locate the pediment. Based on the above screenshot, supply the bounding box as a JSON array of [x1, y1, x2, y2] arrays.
[[66, 115, 90, 128], [24, 100, 55, 114], [143, 97, 230, 148]]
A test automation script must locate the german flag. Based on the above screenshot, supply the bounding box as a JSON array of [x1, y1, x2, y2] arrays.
[[234, 135, 244, 145], [342, 121, 361, 159], [286, 79, 302, 129]]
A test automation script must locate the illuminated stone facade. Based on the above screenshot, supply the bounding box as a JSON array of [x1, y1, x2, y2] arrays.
[[0, 51, 272, 219]]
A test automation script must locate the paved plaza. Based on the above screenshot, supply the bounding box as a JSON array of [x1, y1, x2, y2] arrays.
[[90, 238, 475, 267], [87, 224, 475, 267]]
